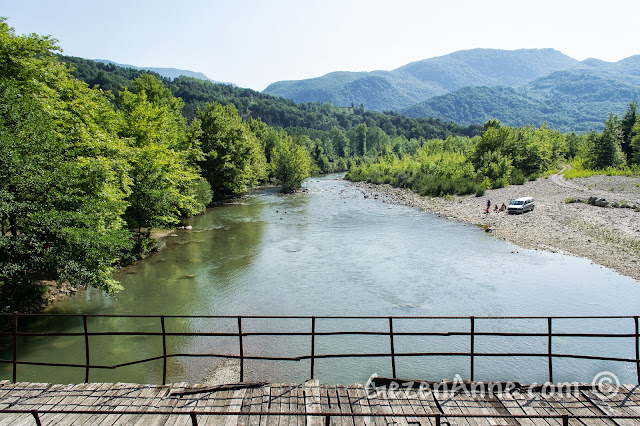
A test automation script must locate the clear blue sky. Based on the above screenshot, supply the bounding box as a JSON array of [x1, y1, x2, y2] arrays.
[[2, 0, 638, 91]]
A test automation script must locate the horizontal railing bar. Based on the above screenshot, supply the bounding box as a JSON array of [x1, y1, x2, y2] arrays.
[[2, 313, 638, 319], [0, 408, 640, 420], [2, 330, 636, 338], [0, 351, 634, 371]]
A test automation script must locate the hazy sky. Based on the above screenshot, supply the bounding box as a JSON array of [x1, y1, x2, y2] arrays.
[[2, 0, 639, 90]]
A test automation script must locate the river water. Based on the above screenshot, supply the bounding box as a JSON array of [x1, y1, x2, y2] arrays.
[[3, 174, 640, 385]]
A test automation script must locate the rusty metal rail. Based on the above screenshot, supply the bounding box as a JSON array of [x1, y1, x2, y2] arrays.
[[1, 408, 640, 426], [0, 313, 639, 385]]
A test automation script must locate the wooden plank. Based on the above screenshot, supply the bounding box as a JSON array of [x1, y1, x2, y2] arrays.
[[41, 383, 94, 426], [0, 385, 41, 426], [579, 389, 636, 426], [289, 385, 305, 426], [538, 393, 584, 426], [305, 383, 318, 426], [392, 385, 420, 426], [497, 391, 541, 426], [405, 390, 435, 426], [154, 383, 191, 426], [410, 387, 439, 426], [457, 391, 505, 426], [339, 384, 357, 426], [476, 392, 521, 426], [130, 385, 174, 426], [94, 383, 146, 426], [238, 386, 259, 426], [100, 383, 156, 425], [281, 384, 295, 426], [433, 390, 472, 426], [375, 386, 409, 426], [266, 384, 281, 426], [510, 391, 557, 426], [451, 391, 488, 426], [138, 385, 181, 426], [350, 384, 380, 426], [246, 385, 264, 426], [223, 388, 247, 426], [319, 383, 331, 425], [357, 383, 386, 426], [346, 385, 366, 426], [258, 384, 271, 426], [74, 383, 121, 426], [326, 386, 342, 424]]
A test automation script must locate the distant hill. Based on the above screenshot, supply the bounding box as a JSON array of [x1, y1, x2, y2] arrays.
[[92, 59, 234, 86], [263, 48, 579, 111], [62, 55, 481, 143], [399, 69, 640, 132]]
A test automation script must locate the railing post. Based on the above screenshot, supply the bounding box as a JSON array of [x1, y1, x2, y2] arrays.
[[324, 414, 330, 425], [31, 410, 42, 426], [562, 414, 568, 426], [190, 412, 198, 426], [434, 413, 441, 426], [311, 316, 316, 380], [238, 316, 244, 382], [547, 317, 553, 384], [83, 314, 90, 383], [161, 315, 167, 385], [389, 317, 396, 378], [12, 311, 17, 383], [470, 316, 475, 381], [635, 316, 639, 385]]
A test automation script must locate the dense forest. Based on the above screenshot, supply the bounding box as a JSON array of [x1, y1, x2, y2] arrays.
[[0, 22, 314, 312], [346, 105, 640, 196], [399, 71, 640, 132], [62, 56, 482, 141]]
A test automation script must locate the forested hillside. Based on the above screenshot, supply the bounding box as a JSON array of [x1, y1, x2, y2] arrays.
[[263, 48, 578, 111], [62, 55, 481, 141], [400, 72, 640, 132], [92, 59, 227, 84]]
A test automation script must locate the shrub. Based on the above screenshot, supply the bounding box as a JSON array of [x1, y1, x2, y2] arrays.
[[509, 169, 526, 185]]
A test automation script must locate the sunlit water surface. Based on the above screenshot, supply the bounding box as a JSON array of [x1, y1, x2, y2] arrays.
[[3, 174, 639, 385]]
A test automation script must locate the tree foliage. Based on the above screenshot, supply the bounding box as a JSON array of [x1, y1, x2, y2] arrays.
[[197, 103, 267, 198], [270, 137, 312, 192], [0, 20, 132, 309]]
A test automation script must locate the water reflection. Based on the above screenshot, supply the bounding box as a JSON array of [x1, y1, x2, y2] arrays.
[[1, 175, 639, 385]]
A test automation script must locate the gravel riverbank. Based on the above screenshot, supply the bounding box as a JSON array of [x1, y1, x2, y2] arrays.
[[350, 172, 640, 282]]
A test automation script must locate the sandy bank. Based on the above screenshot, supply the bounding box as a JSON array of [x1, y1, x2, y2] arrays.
[[350, 172, 640, 282]]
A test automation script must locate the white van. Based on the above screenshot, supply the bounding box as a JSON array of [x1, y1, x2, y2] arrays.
[[507, 197, 534, 214]]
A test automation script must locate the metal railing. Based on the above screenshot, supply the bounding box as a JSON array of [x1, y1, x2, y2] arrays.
[[0, 313, 639, 385], [2, 408, 640, 426]]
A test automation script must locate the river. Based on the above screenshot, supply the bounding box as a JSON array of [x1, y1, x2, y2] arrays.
[[2, 174, 640, 385]]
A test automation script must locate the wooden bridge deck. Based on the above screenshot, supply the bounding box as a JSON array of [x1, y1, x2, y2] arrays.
[[0, 380, 639, 425]]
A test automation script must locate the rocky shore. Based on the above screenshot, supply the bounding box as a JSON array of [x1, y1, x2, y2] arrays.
[[351, 172, 640, 282]]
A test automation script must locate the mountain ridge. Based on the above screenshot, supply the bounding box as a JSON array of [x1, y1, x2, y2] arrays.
[[263, 48, 580, 110], [92, 59, 234, 86]]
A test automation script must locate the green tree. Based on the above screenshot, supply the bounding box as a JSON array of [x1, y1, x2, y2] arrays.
[[198, 102, 267, 198], [631, 116, 640, 165], [588, 113, 626, 169], [329, 127, 350, 157], [271, 136, 312, 192], [621, 101, 637, 161], [353, 123, 367, 156], [118, 75, 208, 247], [0, 20, 132, 308]]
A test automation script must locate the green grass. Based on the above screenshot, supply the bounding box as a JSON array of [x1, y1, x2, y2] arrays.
[[562, 161, 640, 179]]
